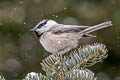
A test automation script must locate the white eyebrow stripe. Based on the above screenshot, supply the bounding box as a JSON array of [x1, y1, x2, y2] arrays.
[[35, 22, 42, 28], [35, 20, 48, 28]]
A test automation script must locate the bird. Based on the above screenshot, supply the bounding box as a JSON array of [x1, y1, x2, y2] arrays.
[[30, 19, 112, 54]]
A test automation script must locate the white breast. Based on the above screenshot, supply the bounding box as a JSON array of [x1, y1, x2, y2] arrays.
[[40, 35, 56, 53]]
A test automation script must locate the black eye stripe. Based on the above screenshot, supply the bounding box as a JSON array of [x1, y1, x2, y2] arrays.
[[37, 19, 48, 28]]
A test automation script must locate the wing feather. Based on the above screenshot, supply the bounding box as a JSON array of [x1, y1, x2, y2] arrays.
[[50, 24, 90, 34]]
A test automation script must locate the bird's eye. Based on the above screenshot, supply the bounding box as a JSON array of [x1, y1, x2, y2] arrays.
[[37, 19, 48, 28]]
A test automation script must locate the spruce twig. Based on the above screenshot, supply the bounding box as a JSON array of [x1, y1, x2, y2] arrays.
[[65, 44, 108, 76], [0, 76, 5, 80], [40, 43, 108, 80], [23, 43, 108, 80]]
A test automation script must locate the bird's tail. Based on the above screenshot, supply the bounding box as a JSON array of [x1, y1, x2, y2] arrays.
[[79, 21, 112, 34]]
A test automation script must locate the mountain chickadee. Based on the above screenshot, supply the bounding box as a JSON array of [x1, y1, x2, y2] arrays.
[[30, 20, 112, 54]]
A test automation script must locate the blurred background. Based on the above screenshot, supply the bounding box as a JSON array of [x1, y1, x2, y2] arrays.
[[0, 0, 120, 80]]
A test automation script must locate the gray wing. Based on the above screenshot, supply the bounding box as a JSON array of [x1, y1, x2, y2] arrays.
[[50, 24, 90, 34]]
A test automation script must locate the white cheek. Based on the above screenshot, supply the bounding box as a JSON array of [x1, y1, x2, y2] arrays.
[[39, 27, 46, 32], [57, 41, 61, 44], [36, 28, 41, 31]]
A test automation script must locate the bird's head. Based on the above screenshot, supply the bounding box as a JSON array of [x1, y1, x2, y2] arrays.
[[30, 19, 57, 37]]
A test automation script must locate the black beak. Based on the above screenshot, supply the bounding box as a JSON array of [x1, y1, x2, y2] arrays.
[[30, 28, 42, 38]]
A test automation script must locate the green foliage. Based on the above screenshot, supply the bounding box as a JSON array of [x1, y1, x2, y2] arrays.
[[24, 43, 108, 80], [0, 76, 5, 80], [23, 72, 47, 80], [0, 43, 108, 80], [65, 69, 97, 80]]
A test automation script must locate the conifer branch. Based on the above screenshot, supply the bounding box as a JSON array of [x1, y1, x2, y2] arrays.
[[23, 72, 47, 80], [65, 43, 108, 75], [40, 43, 108, 80], [21, 43, 108, 80], [65, 69, 97, 80], [0, 76, 5, 80], [0, 44, 109, 80]]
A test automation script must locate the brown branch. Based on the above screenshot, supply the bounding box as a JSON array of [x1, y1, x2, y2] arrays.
[[55, 60, 61, 80]]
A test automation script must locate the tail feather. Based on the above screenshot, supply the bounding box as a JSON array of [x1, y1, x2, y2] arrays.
[[79, 21, 112, 34]]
